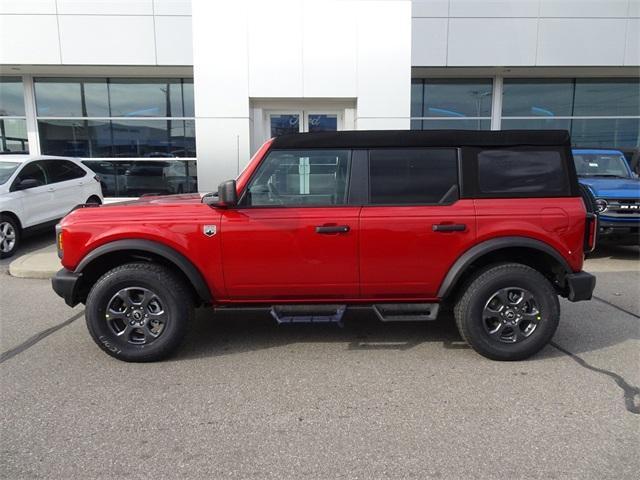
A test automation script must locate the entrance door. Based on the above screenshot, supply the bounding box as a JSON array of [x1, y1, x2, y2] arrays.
[[266, 111, 342, 140]]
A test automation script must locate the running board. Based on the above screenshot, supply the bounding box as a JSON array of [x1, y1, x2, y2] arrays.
[[270, 304, 346, 326], [372, 303, 439, 322]]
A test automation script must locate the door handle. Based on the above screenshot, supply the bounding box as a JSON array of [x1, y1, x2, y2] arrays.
[[47, 187, 55, 192], [315, 225, 350, 234], [432, 223, 466, 232]]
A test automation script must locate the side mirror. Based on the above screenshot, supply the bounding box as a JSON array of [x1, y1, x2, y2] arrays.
[[217, 179, 238, 207], [13, 178, 41, 191]]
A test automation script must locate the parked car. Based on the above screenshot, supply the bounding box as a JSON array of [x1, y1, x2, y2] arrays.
[[0, 155, 103, 258], [52, 130, 596, 363], [122, 161, 197, 196], [573, 149, 640, 245]]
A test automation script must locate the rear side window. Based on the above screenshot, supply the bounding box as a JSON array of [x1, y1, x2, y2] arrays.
[[369, 148, 458, 204], [477, 149, 568, 196], [44, 160, 86, 184]]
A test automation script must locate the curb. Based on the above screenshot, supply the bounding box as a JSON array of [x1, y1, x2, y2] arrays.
[[9, 246, 61, 279]]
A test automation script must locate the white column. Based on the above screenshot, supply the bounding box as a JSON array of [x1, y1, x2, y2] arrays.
[[22, 75, 41, 155], [192, 0, 251, 192]]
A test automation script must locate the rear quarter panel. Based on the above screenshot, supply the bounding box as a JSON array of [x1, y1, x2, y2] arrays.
[[474, 197, 586, 272]]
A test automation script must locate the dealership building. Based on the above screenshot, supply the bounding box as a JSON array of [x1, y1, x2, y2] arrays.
[[0, 0, 638, 196]]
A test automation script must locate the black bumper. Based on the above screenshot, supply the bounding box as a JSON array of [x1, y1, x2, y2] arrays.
[[51, 268, 82, 307], [565, 271, 596, 302], [597, 220, 640, 245]]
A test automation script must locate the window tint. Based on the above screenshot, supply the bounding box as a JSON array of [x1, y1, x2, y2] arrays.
[[244, 150, 351, 206], [369, 149, 458, 204], [477, 149, 568, 195], [44, 160, 86, 183], [16, 161, 47, 186]]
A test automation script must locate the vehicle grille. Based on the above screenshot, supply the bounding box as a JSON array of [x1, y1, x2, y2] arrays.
[[604, 198, 640, 218]]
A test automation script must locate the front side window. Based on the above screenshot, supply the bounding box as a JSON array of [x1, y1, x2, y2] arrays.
[[243, 149, 351, 207], [573, 153, 631, 178], [15, 161, 47, 187], [477, 149, 568, 196], [369, 148, 459, 204]]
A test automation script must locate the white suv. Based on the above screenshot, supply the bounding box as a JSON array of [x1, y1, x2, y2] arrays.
[[0, 155, 103, 258]]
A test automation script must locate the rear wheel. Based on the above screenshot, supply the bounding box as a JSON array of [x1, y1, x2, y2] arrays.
[[454, 263, 559, 361], [85, 263, 193, 362], [0, 214, 20, 259]]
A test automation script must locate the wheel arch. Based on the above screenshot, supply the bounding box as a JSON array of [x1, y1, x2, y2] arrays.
[[438, 237, 573, 300], [1, 211, 22, 231], [74, 239, 212, 306]]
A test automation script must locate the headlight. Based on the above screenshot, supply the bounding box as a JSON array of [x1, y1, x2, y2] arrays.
[[595, 198, 608, 213]]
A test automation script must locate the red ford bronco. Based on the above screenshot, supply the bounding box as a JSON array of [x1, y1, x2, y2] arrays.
[[52, 130, 597, 362]]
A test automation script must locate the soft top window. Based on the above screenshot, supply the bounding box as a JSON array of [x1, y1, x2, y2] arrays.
[[477, 149, 569, 196]]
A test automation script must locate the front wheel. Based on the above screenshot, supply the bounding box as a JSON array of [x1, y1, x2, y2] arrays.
[[0, 214, 20, 259], [454, 263, 560, 361], [85, 263, 193, 362]]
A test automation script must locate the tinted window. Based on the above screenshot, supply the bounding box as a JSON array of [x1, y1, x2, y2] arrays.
[[369, 149, 458, 204], [44, 160, 86, 183], [16, 161, 47, 186], [0, 77, 25, 116], [477, 150, 568, 195], [244, 150, 351, 206]]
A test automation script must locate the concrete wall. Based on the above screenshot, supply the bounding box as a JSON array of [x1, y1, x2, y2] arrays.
[[412, 0, 640, 66], [0, 0, 192, 65], [192, 0, 412, 191]]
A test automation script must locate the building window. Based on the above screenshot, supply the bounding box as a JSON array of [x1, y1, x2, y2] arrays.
[[410, 79, 492, 130], [501, 78, 640, 148], [34, 77, 196, 196], [0, 77, 29, 153]]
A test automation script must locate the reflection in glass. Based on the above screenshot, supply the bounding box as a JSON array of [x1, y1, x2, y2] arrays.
[[416, 79, 493, 118], [308, 114, 337, 132], [0, 118, 28, 153], [35, 78, 109, 117], [500, 118, 572, 131], [571, 118, 640, 148], [82, 160, 197, 197], [270, 114, 300, 136], [414, 118, 491, 130], [574, 79, 640, 117], [109, 79, 182, 117], [38, 120, 196, 158], [502, 79, 574, 117], [0, 77, 25, 116]]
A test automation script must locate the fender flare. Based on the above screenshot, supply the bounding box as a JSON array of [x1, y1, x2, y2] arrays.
[[76, 239, 213, 304], [437, 236, 572, 299]]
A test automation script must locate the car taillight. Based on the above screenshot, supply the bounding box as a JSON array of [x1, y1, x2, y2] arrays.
[[94, 174, 101, 183], [56, 224, 63, 259], [584, 213, 597, 253]]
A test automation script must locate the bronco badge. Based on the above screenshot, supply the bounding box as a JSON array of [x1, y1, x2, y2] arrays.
[[203, 225, 217, 237]]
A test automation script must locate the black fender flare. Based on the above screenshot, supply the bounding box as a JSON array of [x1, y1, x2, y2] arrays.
[[437, 236, 572, 299], [76, 239, 213, 304]]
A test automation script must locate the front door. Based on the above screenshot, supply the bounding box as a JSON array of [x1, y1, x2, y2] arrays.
[[221, 148, 359, 300], [359, 148, 477, 299]]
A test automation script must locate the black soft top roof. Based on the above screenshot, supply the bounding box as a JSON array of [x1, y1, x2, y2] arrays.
[[270, 130, 571, 149]]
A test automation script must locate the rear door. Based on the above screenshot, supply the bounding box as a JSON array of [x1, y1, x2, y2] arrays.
[[359, 148, 476, 299], [220, 148, 360, 300], [43, 160, 89, 217]]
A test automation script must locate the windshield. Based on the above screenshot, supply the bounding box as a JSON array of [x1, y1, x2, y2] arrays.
[[0, 161, 20, 185], [573, 153, 631, 178]]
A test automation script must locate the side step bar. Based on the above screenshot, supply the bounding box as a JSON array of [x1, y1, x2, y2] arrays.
[[270, 304, 347, 325], [267, 303, 439, 325], [372, 303, 439, 322]]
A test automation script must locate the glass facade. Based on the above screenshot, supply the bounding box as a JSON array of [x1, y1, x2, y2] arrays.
[[410, 79, 493, 130], [501, 78, 640, 148], [0, 77, 29, 153]]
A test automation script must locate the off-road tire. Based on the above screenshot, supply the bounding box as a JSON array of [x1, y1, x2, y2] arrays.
[[454, 263, 560, 361], [85, 262, 193, 362]]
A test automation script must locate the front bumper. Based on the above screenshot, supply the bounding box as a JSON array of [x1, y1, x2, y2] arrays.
[[597, 217, 640, 244], [565, 271, 596, 302], [51, 268, 82, 307]]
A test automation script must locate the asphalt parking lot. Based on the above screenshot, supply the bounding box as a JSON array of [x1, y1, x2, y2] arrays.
[[1, 244, 638, 479]]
